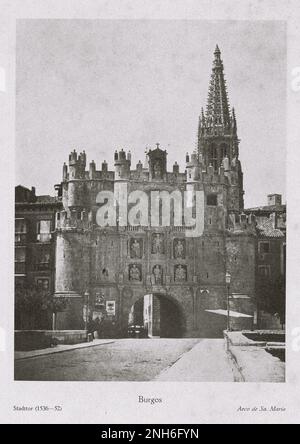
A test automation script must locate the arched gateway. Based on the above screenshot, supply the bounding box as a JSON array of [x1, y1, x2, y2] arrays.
[[128, 294, 186, 338]]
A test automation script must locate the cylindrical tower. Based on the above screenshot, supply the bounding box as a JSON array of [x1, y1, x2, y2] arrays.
[[114, 149, 131, 180], [54, 229, 90, 329], [89, 160, 96, 179], [186, 152, 201, 184]]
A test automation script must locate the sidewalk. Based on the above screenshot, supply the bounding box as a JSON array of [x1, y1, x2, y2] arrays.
[[224, 331, 285, 383], [15, 339, 115, 361], [155, 339, 236, 382]]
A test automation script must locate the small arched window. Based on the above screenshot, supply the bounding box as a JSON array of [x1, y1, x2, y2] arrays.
[[209, 143, 218, 171], [220, 143, 228, 159]]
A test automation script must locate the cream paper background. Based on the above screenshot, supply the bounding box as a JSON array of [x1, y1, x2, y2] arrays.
[[0, 0, 299, 424]]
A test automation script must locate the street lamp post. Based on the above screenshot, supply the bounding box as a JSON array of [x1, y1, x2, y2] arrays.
[[84, 290, 90, 340], [225, 272, 231, 332]]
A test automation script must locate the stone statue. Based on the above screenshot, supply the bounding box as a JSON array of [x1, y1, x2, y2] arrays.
[[101, 268, 109, 281], [152, 234, 163, 254], [175, 265, 187, 282], [152, 265, 162, 284], [131, 239, 141, 258], [95, 292, 105, 307], [174, 240, 185, 258], [153, 161, 162, 178], [129, 264, 141, 281]]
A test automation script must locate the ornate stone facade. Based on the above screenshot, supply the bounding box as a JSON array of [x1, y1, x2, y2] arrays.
[[52, 47, 260, 337]]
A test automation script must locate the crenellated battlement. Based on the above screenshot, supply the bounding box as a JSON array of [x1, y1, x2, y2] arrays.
[[62, 147, 241, 194], [61, 141, 240, 216], [185, 151, 229, 185], [114, 149, 131, 163], [68, 149, 78, 164], [63, 151, 115, 182], [114, 149, 131, 180], [56, 209, 92, 231], [63, 146, 186, 184], [68, 149, 86, 166], [66, 149, 87, 180], [228, 212, 256, 233], [202, 164, 226, 184]]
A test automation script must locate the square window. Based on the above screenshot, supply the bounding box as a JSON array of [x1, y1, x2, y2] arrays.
[[207, 194, 218, 206], [15, 218, 27, 233], [37, 220, 51, 242], [259, 242, 270, 254], [35, 247, 51, 271], [37, 278, 49, 290], [15, 247, 26, 274], [15, 219, 27, 243], [258, 266, 270, 277], [15, 247, 26, 262]]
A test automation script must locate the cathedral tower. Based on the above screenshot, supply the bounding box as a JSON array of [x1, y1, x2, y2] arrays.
[[198, 45, 244, 211]]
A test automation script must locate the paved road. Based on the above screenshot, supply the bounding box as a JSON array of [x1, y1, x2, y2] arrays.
[[15, 339, 199, 381], [15, 338, 235, 382], [156, 339, 235, 381]]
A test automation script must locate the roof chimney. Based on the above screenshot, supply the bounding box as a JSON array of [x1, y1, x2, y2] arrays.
[[267, 194, 282, 207]]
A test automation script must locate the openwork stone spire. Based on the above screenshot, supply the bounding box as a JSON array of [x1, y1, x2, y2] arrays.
[[196, 46, 244, 211], [205, 45, 231, 128]]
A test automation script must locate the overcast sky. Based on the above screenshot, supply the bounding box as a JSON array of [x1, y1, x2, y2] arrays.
[[16, 19, 286, 207]]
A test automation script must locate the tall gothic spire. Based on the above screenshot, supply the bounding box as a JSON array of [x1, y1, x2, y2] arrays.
[[196, 46, 244, 210], [205, 45, 231, 128]]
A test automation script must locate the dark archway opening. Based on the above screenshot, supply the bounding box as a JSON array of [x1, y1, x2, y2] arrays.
[[159, 296, 184, 338], [128, 294, 185, 338]]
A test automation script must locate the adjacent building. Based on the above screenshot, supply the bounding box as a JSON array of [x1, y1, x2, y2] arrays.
[[15, 185, 62, 329], [245, 194, 286, 329]]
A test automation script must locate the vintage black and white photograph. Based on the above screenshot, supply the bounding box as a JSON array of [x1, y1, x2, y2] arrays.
[[14, 19, 286, 383]]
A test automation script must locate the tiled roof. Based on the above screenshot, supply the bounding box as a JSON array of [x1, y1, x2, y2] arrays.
[[245, 205, 286, 213], [16, 195, 60, 206], [35, 195, 58, 203], [257, 218, 285, 238]]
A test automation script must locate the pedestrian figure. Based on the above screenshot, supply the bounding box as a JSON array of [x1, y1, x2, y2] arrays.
[[87, 316, 95, 339], [94, 316, 102, 339]]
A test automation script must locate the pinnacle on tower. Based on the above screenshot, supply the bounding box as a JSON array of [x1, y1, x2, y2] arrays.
[[205, 45, 231, 128], [200, 107, 205, 126], [231, 106, 237, 131], [214, 45, 221, 63]]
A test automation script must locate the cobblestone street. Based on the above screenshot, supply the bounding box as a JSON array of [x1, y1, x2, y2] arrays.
[[15, 339, 198, 381], [14, 338, 236, 382]]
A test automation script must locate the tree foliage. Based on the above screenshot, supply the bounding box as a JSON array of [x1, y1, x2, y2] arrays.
[[15, 283, 68, 329]]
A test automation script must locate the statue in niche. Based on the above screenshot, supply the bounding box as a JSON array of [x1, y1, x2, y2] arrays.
[[152, 265, 163, 285], [175, 265, 187, 282], [153, 160, 162, 179], [98, 268, 109, 282], [152, 233, 164, 254], [174, 239, 185, 259], [130, 239, 142, 259], [129, 264, 141, 282], [101, 268, 109, 281], [95, 292, 105, 309]]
